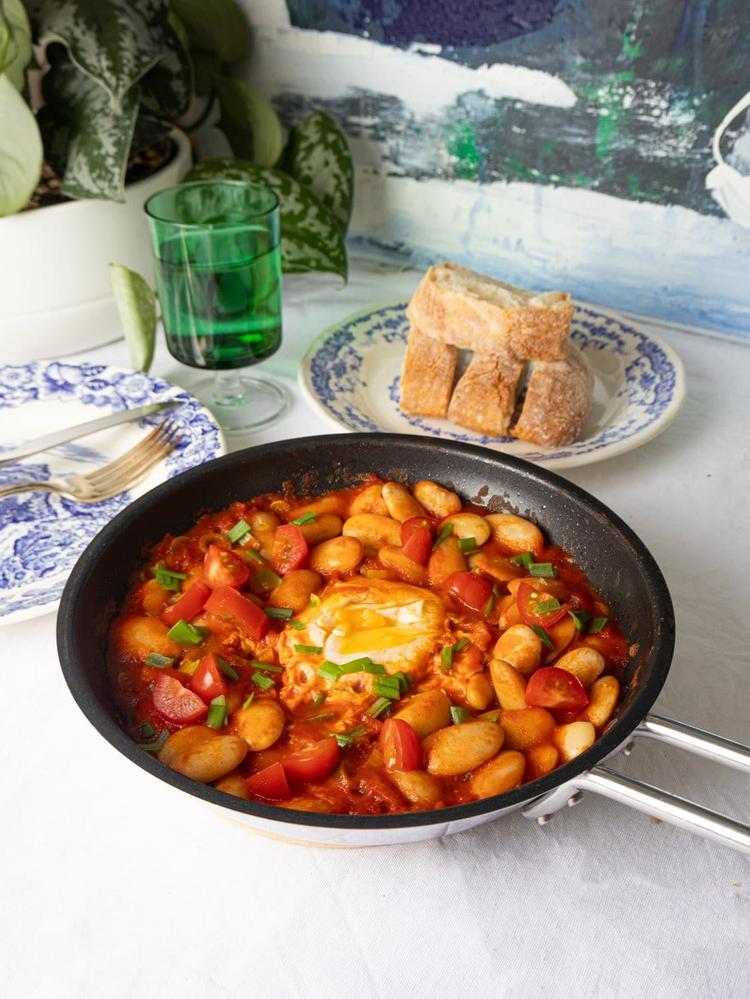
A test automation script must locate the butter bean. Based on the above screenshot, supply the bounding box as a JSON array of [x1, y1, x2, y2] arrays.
[[342, 513, 402, 551], [378, 545, 428, 585], [389, 769, 442, 807], [393, 689, 451, 739], [381, 481, 426, 522], [158, 726, 247, 783], [298, 514, 343, 545], [583, 676, 620, 729], [235, 699, 285, 750], [555, 647, 605, 689], [413, 480, 462, 518], [470, 750, 526, 798], [485, 513, 544, 555], [428, 535, 467, 586], [492, 624, 542, 676], [489, 658, 527, 709], [466, 672, 494, 711], [440, 512, 491, 546], [349, 483, 389, 516], [309, 535, 365, 576], [267, 569, 322, 611], [425, 720, 504, 777], [553, 721, 596, 762]]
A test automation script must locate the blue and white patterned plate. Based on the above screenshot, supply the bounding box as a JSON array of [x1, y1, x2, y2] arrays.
[[300, 301, 685, 471], [0, 361, 225, 626]]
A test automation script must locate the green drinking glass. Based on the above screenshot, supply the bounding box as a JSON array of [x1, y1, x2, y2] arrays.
[[144, 180, 288, 432]]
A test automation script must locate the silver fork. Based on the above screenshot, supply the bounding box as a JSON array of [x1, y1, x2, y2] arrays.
[[0, 421, 181, 503]]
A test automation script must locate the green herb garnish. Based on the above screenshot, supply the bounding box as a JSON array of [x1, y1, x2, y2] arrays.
[[450, 706, 469, 724], [510, 552, 534, 568], [458, 537, 480, 554], [241, 692, 255, 710], [206, 695, 227, 729], [569, 609, 592, 631], [440, 637, 470, 672], [250, 660, 283, 674], [290, 512, 316, 526], [216, 657, 239, 682], [226, 519, 251, 544], [337, 657, 387, 675], [166, 620, 208, 646], [264, 606, 293, 620], [138, 729, 169, 752], [250, 671, 275, 691], [336, 725, 366, 748], [535, 598, 561, 615], [145, 652, 173, 669], [287, 619, 306, 630], [153, 565, 187, 591], [531, 624, 555, 651], [317, 661, 342, 683], [589, 616, 609, 634], [366, 696, 392, 718], [529, 562, 557, 578], [432, 523, 454, 549], [140, 721, 155, 739]]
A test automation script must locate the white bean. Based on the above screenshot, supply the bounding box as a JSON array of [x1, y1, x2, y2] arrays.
[[234, 699, 285, 750], [492, 624, 542, 676], [413, 480, 462, 518], [381, 481, 426, 522], [485, 513, 544, 554], [389, 769, 442, 807], [158, 726, 247, 783], [555, 647, 605, 689], [470, 750, 526, 798], [342, 513, 402, 551], [440, 512, 491, 546], [394, 689, 451, 739], [553, 721, 596, 762], [425, 720, 503, 777]]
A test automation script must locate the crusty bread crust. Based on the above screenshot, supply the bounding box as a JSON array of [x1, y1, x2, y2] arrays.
[[447, 349, 526, 436], [407, 263, 572, 361], [512, 343, 593, 447], [400, 325, 457, 417]]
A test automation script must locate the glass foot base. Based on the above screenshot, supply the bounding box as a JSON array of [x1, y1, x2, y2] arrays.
[[192, 372, 290, 433]]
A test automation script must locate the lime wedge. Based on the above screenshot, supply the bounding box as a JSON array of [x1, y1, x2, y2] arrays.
[[110, 263, 157, 372]]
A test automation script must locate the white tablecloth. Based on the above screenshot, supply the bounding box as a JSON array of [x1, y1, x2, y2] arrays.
[[3, 261, 749, 999]]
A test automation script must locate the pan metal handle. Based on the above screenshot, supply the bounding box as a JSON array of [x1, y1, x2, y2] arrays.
[[523, 716, 750, 855]]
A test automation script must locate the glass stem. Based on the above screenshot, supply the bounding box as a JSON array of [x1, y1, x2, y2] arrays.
[[213, 369, 246, 406]]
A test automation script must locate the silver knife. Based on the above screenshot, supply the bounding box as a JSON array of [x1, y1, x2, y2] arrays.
[[0, 399, 182, 467]]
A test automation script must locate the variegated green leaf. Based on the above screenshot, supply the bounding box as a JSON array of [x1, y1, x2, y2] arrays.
[[0, 72, 42, 215], [190, 48, 219, 97], [215, 77, 283, 168], [110, 263, 157, 372], [27, 0, 167, 110], [40, 59, 138, 200], [282, 111, 354, 231], [0, 0, 32, 91], [185, 158, 347, 280], [170, 0, 250, 63], [140, 14, 192, 121]]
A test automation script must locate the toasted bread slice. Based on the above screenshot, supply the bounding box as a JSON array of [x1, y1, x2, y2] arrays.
[[407, 262, 572, 361], [447, 349, 526, 436], [400, 325, 457, 417], [512, 343, 593, 447]]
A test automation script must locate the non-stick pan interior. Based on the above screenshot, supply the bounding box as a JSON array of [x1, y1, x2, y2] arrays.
[[58, 434, 675, 830]]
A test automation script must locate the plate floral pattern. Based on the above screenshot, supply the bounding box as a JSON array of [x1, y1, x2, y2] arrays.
[[299, 302, 685, 470], [0, 362, 224, 626]]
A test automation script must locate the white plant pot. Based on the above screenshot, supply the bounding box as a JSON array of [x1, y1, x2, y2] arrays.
[[0, 128, 192, 364]]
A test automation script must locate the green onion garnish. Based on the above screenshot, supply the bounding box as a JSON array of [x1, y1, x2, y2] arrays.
[[337, 657, 387, 675], [216, 657, 239, 681], [372, 677, 401, 700], [589, 616, 609, 634], [535, 598, 561, 615], [145, 652, 173, 668], [510, 551, 534, 568], [458, 537, 479, 554], [531, 624, 555, 651], [290, 512, 317, 526], [153, 565, 187, 591], [295, 644, 323, 654], [265, 606, 293, 619], [441, 637, 470, 672], [366, 696, 392, 718], [245, 549, 264, 564], [287, 619, 306, 630], [138, 729, 169, 752], [390, 671, 413, 693], [483, 589, 497, 618], [312, 691, 326, 707], [336, 725, 366, 748], [250, 660, 283, 673], [206, 695, 227, 729], [241, 692, 255, 710], [166, 620, 207, 646], [432, 523, 453, 549], [306, 711, 336, 723], [140, 721, 155, 739], [251, 671, 275, 691], [317, 661, 342, 682], [529, 562, 557, 578], [569, 609, 592, 630], [450, 706, 469, 724], [227, 519, 251, 544], [255, 569, 283, 590]]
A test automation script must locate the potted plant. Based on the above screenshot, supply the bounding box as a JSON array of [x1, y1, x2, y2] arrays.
[[0, 0, 352, 364]]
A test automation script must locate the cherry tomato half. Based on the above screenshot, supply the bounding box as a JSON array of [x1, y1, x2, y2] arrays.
[[203, 544, 250, 590], [152, 673, 208, 724], [379, 718, 421, 772], [189, 652, 227, 704], [524, 667, 588, 712], [161, 581, 211, 628], [204, 585, 269, 641], [401, 526, 432, 565], [401, 516, 435, 544], [444, 571, 493, 613], [517, 581, 572, 628], [271, 524, 309, 576], [282, 737, 341, 784], [245, 762, 291, 800]]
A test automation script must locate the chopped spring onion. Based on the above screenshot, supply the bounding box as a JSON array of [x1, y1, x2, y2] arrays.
[[372, 677, 402, 700], [251, 671, 275, 691], [309, 593, 321, 607], [287, 618, 306, 630], [145, 652, 173, 669], [140, 721, 155, 739], [529, 562, 557, 578], [312, 691, 326, 707], [306, 711, 336, 723], [179, 658, 200, 676], [166, 620, 207, 646], [337, 657, 387, 675], [138, 729, 169, 752], [336, 725, 366, 748], [589, 616, 609, 634], [241, 692, 255, 710], [366, 696, 392, 718], [535, 597, 561, 615], [531, 624, 555, 651], [458, 537, 480, 554], [510, 551, 534, 568], [391, 671, 413, 693], [250, 660, 283, 673], [216, 657, 239, 682], [226, 519, 251, 544], [483, 589, 497, 618], [432, 523, 453, 550], [317, 661, 342, 683], [441, 637, 470, 672], [450, 706, 469, 725], [264, 606, 293, 620], [206, 695, 227, 729], [245, 549, 264, 564], [569, 609, 592, 630], [290, 512, 317, 526], [295, 644, 323, 655], [255, 569, 283, 590], [153, 565, 187, 591]]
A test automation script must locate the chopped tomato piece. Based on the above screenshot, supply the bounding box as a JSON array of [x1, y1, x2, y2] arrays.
[[517, 581, 571, 628], [282, 737, 341, 784], [379, 718, 421, 772], [245, 762, 291, 800], [271, 524, 309, 575], [525, 667, 588, 712], [189, 652, 227, 703], [161, 581, 211, 628], [203, 544, 250, 590], [204, 585, 269, 640], [400, 516, 435, 544], [444, 571, 493, 613], [401, 525, 432, 565], [152, 673, 208, 724]]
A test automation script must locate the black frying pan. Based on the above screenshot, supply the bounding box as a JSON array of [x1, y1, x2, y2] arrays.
[[57, 435, 750, 850]]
